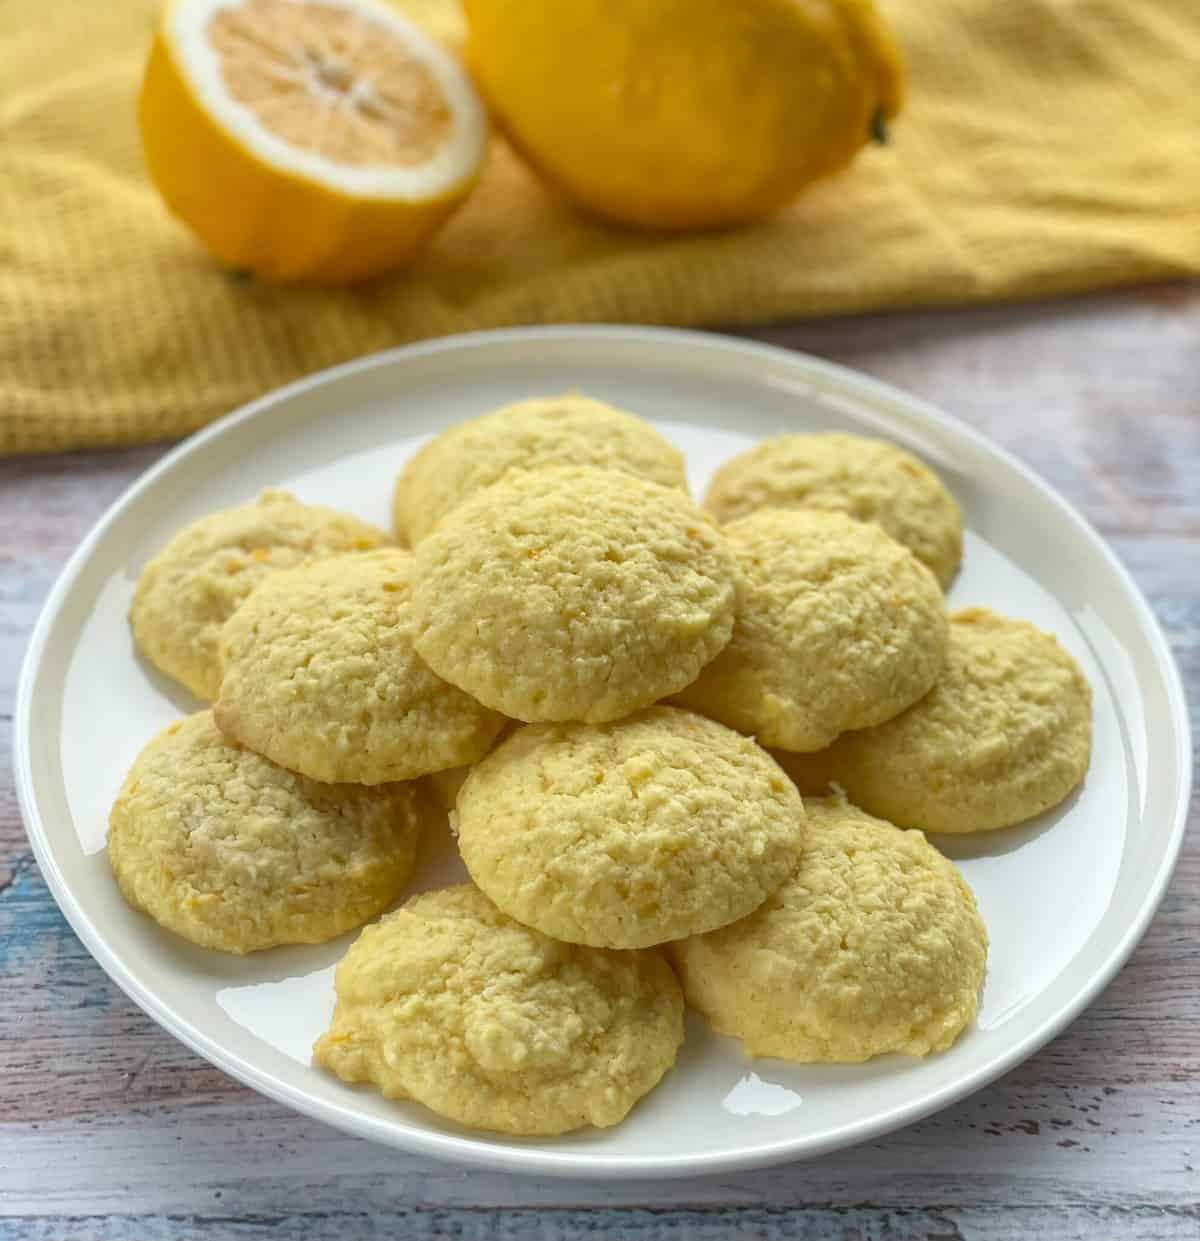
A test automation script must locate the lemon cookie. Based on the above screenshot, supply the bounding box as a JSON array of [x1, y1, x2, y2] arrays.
[[215, 549, 504, 784], [393, 393, 687, 544], [675, 510, 947, 751], [313, 884, 684, 1135], [704, 432, 963, 587], [107, 712, 427, 954], [828, 608, 1093, 832], [671, 795, 988, 1062], [131, 490, 386, 702], [412, 466, 738, 723], [456, 706, 804, 948]]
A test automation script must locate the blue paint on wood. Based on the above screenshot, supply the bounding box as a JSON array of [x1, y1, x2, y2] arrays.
[[0, 851, 113, 1012]]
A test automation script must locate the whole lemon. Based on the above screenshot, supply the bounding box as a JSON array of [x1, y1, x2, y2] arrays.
[[463, 0, 903, 232]]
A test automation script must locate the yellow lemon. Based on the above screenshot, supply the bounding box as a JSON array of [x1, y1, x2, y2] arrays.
[[464, 0, 902, 232], [139, 0, 488, 282]]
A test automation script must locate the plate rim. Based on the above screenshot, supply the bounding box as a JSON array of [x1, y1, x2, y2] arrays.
[[14, 324, 1193, 1179]]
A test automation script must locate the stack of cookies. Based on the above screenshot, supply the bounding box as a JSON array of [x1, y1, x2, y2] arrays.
[[109, 394, 1093, 1137]]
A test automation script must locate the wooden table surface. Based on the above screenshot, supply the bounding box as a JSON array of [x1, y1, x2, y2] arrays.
[[2, 286, 1197, 1240]]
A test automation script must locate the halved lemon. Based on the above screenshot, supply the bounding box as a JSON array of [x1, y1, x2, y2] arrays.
[[139, 0, 488, 282]]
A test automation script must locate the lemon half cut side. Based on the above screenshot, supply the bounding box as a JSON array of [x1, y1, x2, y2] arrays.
[[140, 0, 488, 282]]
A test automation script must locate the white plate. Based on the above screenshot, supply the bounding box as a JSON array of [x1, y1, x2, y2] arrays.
[[16, 327, 1191, 1179]]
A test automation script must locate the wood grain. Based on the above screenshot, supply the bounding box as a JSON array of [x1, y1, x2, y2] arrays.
[[1, 284, 1197, 1240]]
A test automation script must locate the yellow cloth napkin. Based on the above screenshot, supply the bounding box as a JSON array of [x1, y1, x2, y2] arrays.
[[2, 0, 1197, 455]]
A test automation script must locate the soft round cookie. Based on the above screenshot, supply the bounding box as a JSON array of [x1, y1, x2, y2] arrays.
[[107, 712, 427, 954], [412, 466, 739, 723], [827, 608, 1093, 832], [131, 490, 387, 702], [671, 795, 988, 1062], [214, 549, 504, 784], [392, 393, 687, 544], [675, 510, 948, 751], [456, 706, 804, 948], [704, 432, 963, 587], [313, 884, 684, 1135]]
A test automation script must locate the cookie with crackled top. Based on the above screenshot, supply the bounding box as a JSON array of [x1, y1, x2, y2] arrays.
[[107, 712, 426, 954], [456, 706, 804, 949], [411, 466, 738, 723], [827, 608, 1092, 832], [131, 489, 386, 702], [313, 884, 684, 1135], [670, 795, 988, 1062], [675, 509, 948, 751], [215, 549, 504, 784]]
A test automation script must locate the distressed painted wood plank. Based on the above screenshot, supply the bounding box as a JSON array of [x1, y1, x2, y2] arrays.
[[0, 1206, 1198, 1241], [1, 284, 1197, 1235]]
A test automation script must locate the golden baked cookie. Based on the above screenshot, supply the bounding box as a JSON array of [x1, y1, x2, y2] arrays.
[[392, 393, 687, 544], [131, 490, 386, 702], [107, 712, 427, 954], [671, 795, 988, 1062], [313, 884, 684, 1135], [214, 549, 504, 784], [412, 466, 739, 723], [704, 432, 963, 587], [827, 608, 1093, 832], [675, 510, 948, 751], [456, 706, 804, 948]]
